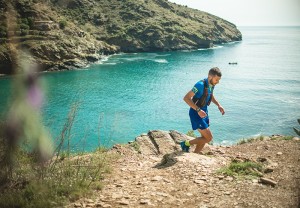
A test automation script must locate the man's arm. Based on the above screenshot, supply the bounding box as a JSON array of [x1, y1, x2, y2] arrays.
[[211, 94, 225, 115], [183, 91, 207, 118]]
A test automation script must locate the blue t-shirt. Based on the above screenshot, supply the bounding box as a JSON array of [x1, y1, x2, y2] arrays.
[[191, 78, 214, 112]]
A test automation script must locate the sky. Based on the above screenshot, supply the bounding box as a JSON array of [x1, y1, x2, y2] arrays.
[[168, 0, 300, 26]]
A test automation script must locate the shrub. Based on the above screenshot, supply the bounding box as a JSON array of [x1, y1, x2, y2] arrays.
[[27, 17, 35, 29], [218, 160, 263, 178], [19, 23, 29, 30], [130, 141, 141, 153], [0, 104, 115, 207], [20, 29, 29, 36], [293, 119, 300, 136], [237, 136, 264, 144], [59, 20, 67, 29], [186, 130, 196, 138], [271, 135, 294, 141], [0, 25, 7, 38]]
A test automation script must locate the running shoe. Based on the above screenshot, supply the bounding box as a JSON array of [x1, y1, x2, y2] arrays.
[[180, 141, 190, 152]]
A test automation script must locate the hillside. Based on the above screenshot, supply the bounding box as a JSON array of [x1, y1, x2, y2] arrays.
[[0, 127, 298, 207], [68, 131, 300, 208], [0, 0, 242, 74]]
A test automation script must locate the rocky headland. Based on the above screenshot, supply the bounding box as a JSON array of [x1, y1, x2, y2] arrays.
[[0, 0, 242, 74], [67, 130, 300, 208]]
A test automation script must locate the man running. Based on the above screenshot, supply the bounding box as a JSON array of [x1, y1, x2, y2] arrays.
[[181, 67, 225, 153]]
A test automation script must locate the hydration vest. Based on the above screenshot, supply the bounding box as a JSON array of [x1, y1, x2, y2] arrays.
[[192, 79, 214, 108]]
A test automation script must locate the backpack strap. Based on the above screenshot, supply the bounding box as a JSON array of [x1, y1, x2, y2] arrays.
[[192, 79, 210, 108], [207, 85, 213, 106]]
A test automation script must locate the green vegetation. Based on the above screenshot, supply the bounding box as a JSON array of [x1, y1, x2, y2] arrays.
[[0, 39, 117, 206], [130, 141, 141, 153], [0, 115, 115, 207], [16, 18, 34, 36], [217, 159, 263, 178], [59, 20, 67, 29], [270, 136, 294, 141], [293, 119, 300, 136], [0, 147, 113, 207], [238, 135, 294, 145], [186, 130, 196, 138], [0, 0, 241, 74], [47, 0, 241, 52], [237, 136, 264, 145], [0, 100, 115, 207], [0, 24, 7, 38]]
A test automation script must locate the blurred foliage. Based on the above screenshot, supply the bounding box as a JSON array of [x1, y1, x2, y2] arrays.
[[293, 119, 300, 136], [186, 130, 196, 138], [0, 5, 114, 205], [0, 100, 114, 207]]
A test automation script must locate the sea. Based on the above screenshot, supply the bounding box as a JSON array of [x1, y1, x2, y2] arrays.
[[0, 26, 299, 151]]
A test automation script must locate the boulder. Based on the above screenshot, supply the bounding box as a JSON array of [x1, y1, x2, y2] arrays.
[[135, 130, 191, 155], [135, 134, 158, 155], [148, 130, 177, 154]]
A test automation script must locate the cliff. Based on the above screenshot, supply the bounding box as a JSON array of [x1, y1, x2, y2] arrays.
[[0, 0, 242, 74]]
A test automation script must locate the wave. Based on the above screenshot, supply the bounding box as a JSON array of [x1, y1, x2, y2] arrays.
[[276, 98, 299, 104], [78, 67, 89, 71], [121, 57, 145, 61], [221, 140, 228, 144], [100, 56, 109, 62], [113, 53, 170, 63], [197, 45, 223, 50], [222, 41, 242, 45], [181, 50, 196, 53], [102, 62, 117, 65], [153, 59, 168, 63], [95, 60, 105, 64], [111, 52, 126, 56], [250, 133, 262, 138], [154, 54, 171, 57]]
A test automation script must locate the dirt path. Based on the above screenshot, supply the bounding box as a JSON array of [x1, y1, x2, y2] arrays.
[[68, 133, 300, 208]]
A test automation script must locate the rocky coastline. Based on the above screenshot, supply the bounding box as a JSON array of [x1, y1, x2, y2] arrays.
[[67, 130, 300, 208], [0, 0, 242, 75]]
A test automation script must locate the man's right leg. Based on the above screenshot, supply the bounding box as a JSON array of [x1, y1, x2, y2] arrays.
[[189, 128, 213, 153]]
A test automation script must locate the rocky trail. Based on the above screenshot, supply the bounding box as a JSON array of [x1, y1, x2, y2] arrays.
[[68, 131, 300, 208]]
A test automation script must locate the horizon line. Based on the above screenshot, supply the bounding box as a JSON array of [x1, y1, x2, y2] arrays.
[[236, 25, 300, 27]]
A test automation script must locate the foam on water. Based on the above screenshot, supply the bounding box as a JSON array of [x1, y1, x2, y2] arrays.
[[153, 59, 168, 63], [197, 45, 223, 50]]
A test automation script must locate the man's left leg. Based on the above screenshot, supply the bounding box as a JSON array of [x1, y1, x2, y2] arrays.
[[193, 128, 213, 153]]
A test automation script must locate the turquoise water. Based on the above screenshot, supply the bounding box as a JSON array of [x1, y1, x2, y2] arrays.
[[1, 27, 300, 151]]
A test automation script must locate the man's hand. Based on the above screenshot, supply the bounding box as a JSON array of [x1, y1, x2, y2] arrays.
[[218, 105, 225, 115], [198, 110, 207, 118]]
